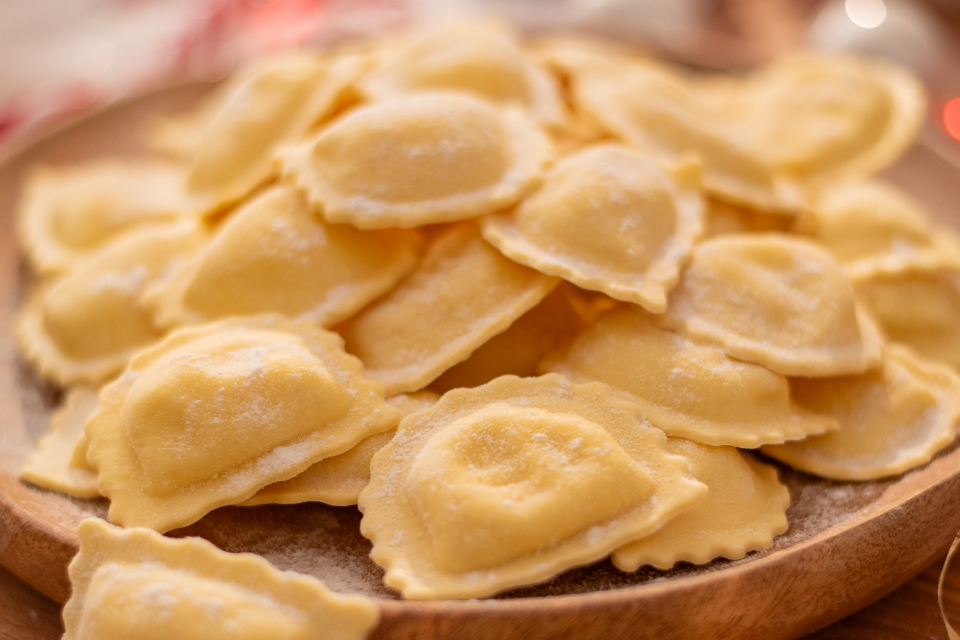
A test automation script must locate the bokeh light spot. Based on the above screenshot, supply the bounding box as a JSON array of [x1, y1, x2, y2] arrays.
[[944, 98, 960, 142], [845, 0, 887, 29]]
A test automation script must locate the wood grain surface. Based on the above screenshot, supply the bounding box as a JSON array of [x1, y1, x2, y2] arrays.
[[4, 85, 960, 640]]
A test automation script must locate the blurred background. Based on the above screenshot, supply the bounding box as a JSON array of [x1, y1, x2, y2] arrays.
[[2, 0, 960, 156]]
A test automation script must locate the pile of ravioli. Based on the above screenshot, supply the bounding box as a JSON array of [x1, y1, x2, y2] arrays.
[[15, 20, 960, 629]]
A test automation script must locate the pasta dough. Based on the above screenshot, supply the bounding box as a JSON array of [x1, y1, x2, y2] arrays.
[[481, 144, 704, 313], [662, 234, 883, 376], [17, 160, 188, 274], [63, 518, 379, 640], [613, 438, 789, 571], [340, 224, 557, 395], [85, 315, 400, 532], [20, 387, 101, 498], [762, 346, 960, 480], [243, 391, 440, 507], [18, 221, 209, 385], [546, 307, 837, 447], [358, 374, 706, 599], [145, 186, 421, 329], [856, 270, 960, 370], [360, 21, 563, 124], [280, 93, 551, 229]]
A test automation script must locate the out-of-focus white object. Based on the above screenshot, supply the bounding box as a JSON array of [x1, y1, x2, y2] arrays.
[[808, 0, 946, 79]]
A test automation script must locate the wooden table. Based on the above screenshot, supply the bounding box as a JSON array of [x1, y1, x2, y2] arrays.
[[2, 556, 956, 640]]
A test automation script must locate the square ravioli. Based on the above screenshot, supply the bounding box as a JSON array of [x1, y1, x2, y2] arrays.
[[280, 92, 552, 229], [762, 346, 960, 480], [358, 374, 706, 599], [662, 233, 883, 377], [340, 223, 558, 395], [20, 386, 101, 499], [64, 518, 378, 640], [242, 391, 439, 507], [146, 186, 422, 330], [85, 315, 401, 532], [18, 221, 209, 385], [545, 307, 837, 447], [481, 144, 704, 313], [17, 160, 189, 275]]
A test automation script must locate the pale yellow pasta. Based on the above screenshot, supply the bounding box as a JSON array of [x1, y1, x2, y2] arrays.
[[17, 160, 189, 274], [546, 307, 837, 447], [703, 197, 795, 238], [280, 93, 552, 229], [856, 269, 960, 371], [662, 234, 883, 376], [813, 180, 960, 281], [481, 144, 704, 313], [613, 439, 789, 571], [243, 391, 439, 507], [20, 387, 101, 498], [340, 224, 557, 395], [359, 374, 706, 599], [187, 53, 365, 217], [762, 346, 960, 480], [145, 186, 421, 329], [63, 518, 379, 640], [18, 222, 209, 385], [360, 21, 563, 125], [85, 315, 400, 532]]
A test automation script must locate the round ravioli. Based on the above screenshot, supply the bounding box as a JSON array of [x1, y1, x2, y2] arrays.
[[762, 346, 960, 480], [146, 186, 422, 329], [340, 224, 557, 395], [64, 518, 379, 640], [85, 315, 401, 532], [563, 59, 799, 213], [187, 53, 364, 217], [856, 269, 960, 371], [546, 307, 837, 447], [358, 374, 706, 599], [20, 386, 101, 499], [18, 160, 189, 274], [748, 54, 925, 184], [280, 93, 552, 229], [360, 21, 562, 125], [243, 390, 440, 507], [662, 233, 883, 377], [18, 222, 209, 385], [481, 145, 704, 313], [813, 181, 960, 281], [613, 439, 789, 571], [429, 283, 587, 394]]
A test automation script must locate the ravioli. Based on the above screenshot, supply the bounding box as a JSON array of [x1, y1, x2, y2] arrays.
[[613, 439, 789, 570], [813, 181, 960, 281], [85, 315, 400, 532], [187, 53, 364, 217], [63, 518, 379, 640], [481, 145, 703, 313], [360, 21, 562, 125], [20, 387, 101, 498], [280, 93, 551, 229], [359, 374, 706, 599], [762, 346, 960, 480], [146, 186, 421, 329], [17, 160, 189, 274], [18, 222, 209, 385], [340, 224, 557, 395], [430, 283, 586, 393], [662, 234, 883, 376], [557, 56, 800, 213], [748, 54, 926, 184], [856, 270, 960, 371], [546, 307, 836, 447], [243, 391, 440, 507]]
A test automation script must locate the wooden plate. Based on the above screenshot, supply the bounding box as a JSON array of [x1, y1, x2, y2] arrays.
[[3, 84, 960, 640]]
